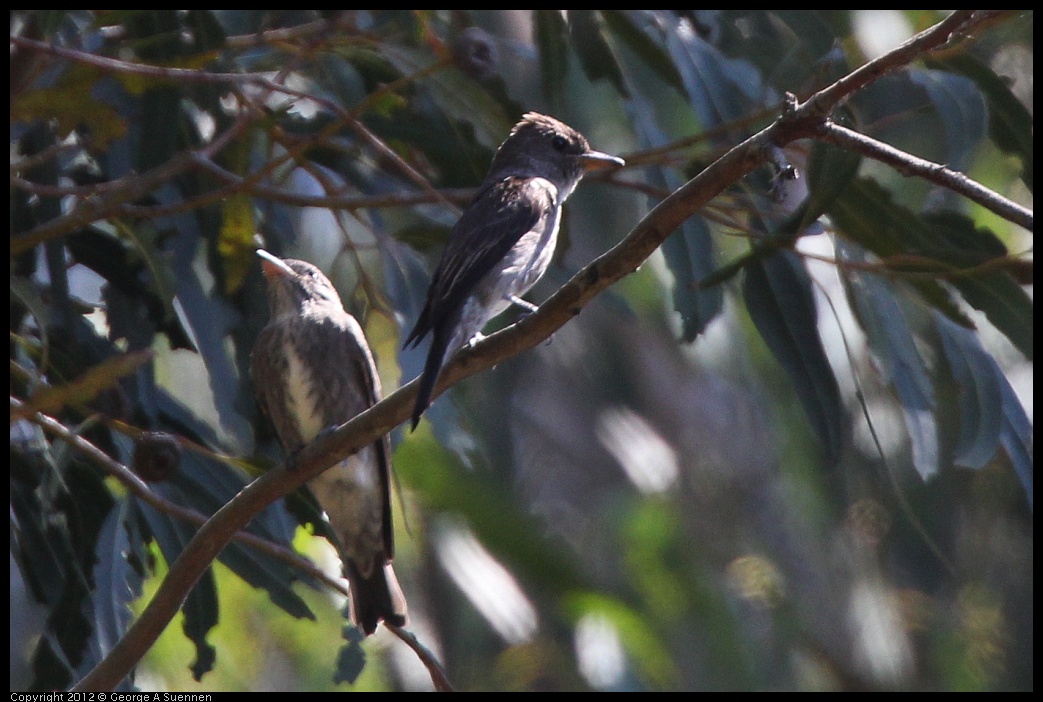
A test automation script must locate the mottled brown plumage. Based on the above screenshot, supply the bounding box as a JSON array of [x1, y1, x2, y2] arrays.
[[251, 251, 406, 635]]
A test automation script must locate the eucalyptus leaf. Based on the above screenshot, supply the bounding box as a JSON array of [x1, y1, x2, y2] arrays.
[[662, 217, 723, 341], [377, 43, 512, 151], [602, 10, 687, 97], [933, 312, 1033, 506], [625, 96, 722, 339], [334, 625, 368, 685], [839, 241, 939, 479], [535, 10, 570, 105], [928, 53, 1033, 190], [743, 251, 843, 462], [75, 500, 146, 691], [999, 397, 1034, 511], [568, 10, 629, 97], [933, 313, 1004, 469], [134, 497, 218, 681], [663, 15, 765, 130], [907, 68, 987, 172]]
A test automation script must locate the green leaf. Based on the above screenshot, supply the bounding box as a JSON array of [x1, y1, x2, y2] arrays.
[[661, 216, 722, 341], [828, 179, 975, 329], [999, 389, 1034, 510], [11, 64, 128, 148], [16, 350, 155, 420], [161, 447, 318, 620], [377, 44, 513, 151], [182, 10, 227, 53], [934, 312, 1033, 505], [933, 314, 1004, 470], [768, 132, 862, 245], [218, 193, 257, 294], [137, 85, 182, 172], [907, 68, 987, 172], [601, 11, 688, 97], [11, 447, 113, 690], [623, 86, 722, 339], [166, 239, 255, 441], [122, 424, 317, 626], [743, 251, 844, 462], [839, 241, 939, 479], [922, 214, 1032, 362], [928, 53, 1033, 190], [799, 135, 863, 231], [136, 498, 219, 681], [534, 10, 570, 105], [567, 10, 629, 96], [832, 189, 1032, 361], [663, 18, 764, 129], [80, 500, 146, 685], [334, 624, 367, 685]]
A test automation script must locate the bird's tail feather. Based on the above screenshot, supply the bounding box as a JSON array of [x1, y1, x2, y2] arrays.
[[346, 561, 407, 636], [411, 331, 449, 430]]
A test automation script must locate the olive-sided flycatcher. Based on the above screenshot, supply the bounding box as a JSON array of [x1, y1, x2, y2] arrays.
[[403, 112, 624, 428], [252, 250, 406, 635]]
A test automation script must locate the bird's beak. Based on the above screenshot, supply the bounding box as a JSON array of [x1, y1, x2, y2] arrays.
[[580, 150, 625, 172], [256, 249, 294, 279]]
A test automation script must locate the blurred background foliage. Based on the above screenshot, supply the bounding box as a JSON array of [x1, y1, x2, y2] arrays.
[[10, 10, 1032, 692]]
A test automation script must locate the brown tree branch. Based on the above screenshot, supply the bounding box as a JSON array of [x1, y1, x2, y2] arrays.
[[385, 624, 455, 692], [188, 155, 462, 211], [68, 10, 1015, 692], [13, 399, 457, 689], [9, 114, 250, 255], [802, 10, 1008, 116], [9, 34, 324, 92], [9, 33, 453, 245], [813, 121, 1033, 231], [11, 398, 347, 597]]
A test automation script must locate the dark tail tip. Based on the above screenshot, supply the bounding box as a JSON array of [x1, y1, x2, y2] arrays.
[[348, 562, 408, 636], [410, 377, 434, 431], [410, 332, 447, 431]]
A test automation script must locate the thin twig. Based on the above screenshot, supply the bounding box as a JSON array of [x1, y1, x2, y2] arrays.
[[803, 11, 998, 116], [10, 112, 251, 254], [10, 34, 319, 94], [815, 121, 1033, 231], [10, 33, 456, 235], [197, 159, 476, 210], [224, 17, 344, 49], [385, 624, 455, 692], [10, 141, 80, 175]]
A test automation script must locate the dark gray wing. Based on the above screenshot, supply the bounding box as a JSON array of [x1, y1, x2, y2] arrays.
[[404, 176, 555, 347]]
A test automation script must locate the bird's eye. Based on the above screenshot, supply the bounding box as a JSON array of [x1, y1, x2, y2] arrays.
[[551, 134, 569, 151]]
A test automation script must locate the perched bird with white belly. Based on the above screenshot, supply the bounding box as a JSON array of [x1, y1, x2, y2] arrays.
[[251, 250, 406, 635], [403, 112, 624, 428]]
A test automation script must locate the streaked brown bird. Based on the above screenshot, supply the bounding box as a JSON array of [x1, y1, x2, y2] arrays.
[[403, 112, 624, 428], [251, 250, 406, 635]]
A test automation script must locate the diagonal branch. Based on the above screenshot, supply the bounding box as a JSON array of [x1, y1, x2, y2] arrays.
[[12, 399, 348, 598], [10, 114, 249, 255], [69, 10, 1016, 692], [814, 121, 1033, 231]]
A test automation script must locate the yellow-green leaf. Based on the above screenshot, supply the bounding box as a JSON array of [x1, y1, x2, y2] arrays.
[[219, 193, 256, 293], [15, 350, 155, 420]]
